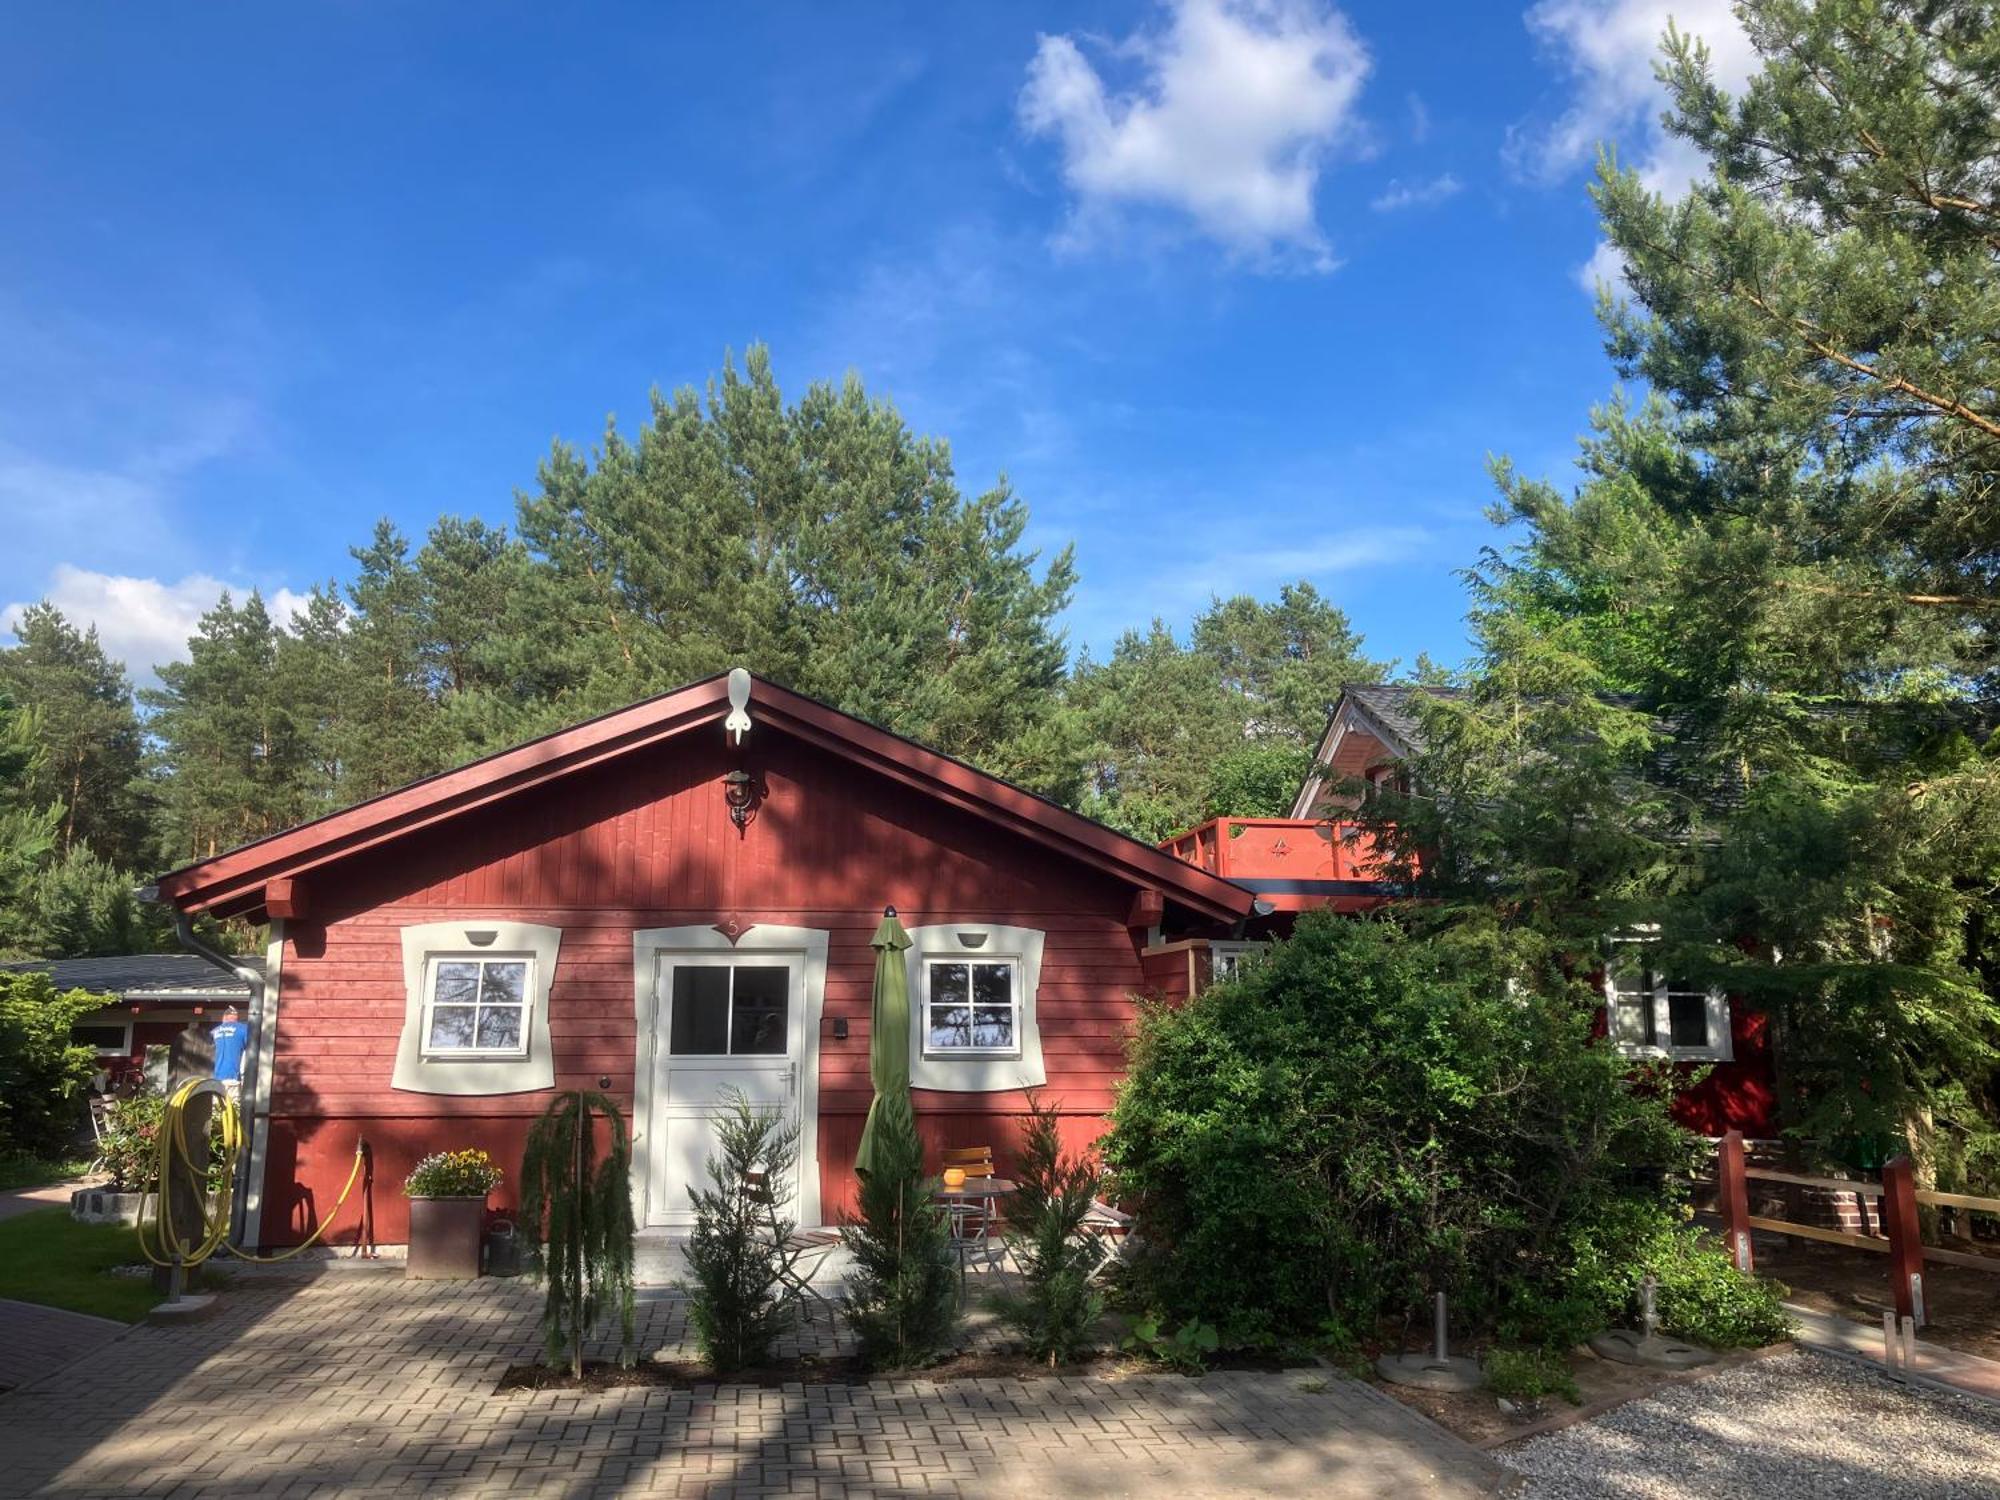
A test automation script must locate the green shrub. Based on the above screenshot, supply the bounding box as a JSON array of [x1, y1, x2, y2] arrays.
[[681, 1092, 806, 1373], [1646, 1226, 1792, 1348], [986, 1094, 1106, 1366], [1122, 1313, 1219, 1373], [1484, 1347, 1580, 1404], [838, 1090, 959, 1369], [98, 1089, 165, 1191], [0, 972, 100, 1159], [520, 1090, 636, 1376], [1103, 912, 1700, 1348]]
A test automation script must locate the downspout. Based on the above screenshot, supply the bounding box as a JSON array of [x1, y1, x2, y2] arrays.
[[137, 885, 269, 1243]]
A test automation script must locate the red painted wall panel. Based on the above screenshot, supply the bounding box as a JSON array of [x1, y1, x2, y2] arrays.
[[258, 731, 1145, 1245]]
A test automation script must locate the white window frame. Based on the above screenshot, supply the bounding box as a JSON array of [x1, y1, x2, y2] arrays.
[[72, 1017, 133, 1057], [1601, 931, 1733, 1063], [904, 924, 1047, 1093], [1208, 940, 1270, 984], [393, 921, 560, 1095], [921, 956, 1022, 1060], [419, 953, 535, 1060]]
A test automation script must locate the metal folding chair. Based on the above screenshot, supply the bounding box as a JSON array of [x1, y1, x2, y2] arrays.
[[742, 1168, 840, 1329]]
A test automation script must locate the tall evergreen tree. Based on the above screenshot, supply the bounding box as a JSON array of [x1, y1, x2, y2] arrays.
[[143, 592, 305, 862], [0, 693, 62, 958], [1071, 586, 1385, 839], [511, 347, 1081, 793], [0, 603, 148, 866], [1384, 0, 2000, 1181]]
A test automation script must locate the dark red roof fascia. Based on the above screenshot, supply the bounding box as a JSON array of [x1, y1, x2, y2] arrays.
[[154, 674, 1253, 923]]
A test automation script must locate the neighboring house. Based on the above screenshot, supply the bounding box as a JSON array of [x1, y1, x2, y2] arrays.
[[1283, 683, 1779, 1138], [1, 952, 261, 1086], [151, 673, 1348, 1249]]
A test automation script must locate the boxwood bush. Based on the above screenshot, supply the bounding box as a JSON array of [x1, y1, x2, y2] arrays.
[[1103, 912, 1774, 1350]]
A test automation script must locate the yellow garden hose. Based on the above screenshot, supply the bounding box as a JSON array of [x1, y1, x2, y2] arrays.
[[134, 1078, 367, 1269]]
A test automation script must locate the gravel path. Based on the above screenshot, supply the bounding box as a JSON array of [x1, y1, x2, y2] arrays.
[[1500, 1349, 2000, 1499]]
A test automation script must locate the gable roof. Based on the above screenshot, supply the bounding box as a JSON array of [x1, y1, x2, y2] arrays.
[[1288, 683, 1455, 817], [154, 672, 1255, 924]]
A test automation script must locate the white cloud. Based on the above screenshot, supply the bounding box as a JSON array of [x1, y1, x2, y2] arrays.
[[2, 565, 309, 686], [1514, 0, 1757, 192], [1576, 237, 1632, 296], [1018, 0, 1371, 267], [1370, 173, 1462, 212]]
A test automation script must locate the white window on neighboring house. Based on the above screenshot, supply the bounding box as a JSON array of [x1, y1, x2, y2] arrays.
[[422, 956, 533, 1058], [1602, 932, 1733, 1062], [1209, 941, 1270, 984], [71, 1021, 132, 1056], [924, 958, 1019, 1057]]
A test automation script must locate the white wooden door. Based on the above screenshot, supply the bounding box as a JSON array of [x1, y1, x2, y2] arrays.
[[643, 953, 802, 1228]]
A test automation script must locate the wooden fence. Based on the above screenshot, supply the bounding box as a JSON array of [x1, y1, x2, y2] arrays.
[[1714, 1128, 2000, 1327]]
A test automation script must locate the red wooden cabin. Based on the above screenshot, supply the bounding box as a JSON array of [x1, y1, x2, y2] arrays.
[[153, 672, 1300, 1249]]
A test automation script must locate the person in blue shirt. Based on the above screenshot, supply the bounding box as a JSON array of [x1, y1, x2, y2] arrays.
[[211, 1006, 250, 1099]]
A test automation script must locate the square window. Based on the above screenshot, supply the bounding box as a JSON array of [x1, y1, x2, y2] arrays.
[[423, 957, 532, 1058], [1602, 933, 1730, 1062], [925, 959, 1018, 1056]]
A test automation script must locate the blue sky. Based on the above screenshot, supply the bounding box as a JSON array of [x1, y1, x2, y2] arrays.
[[0, 1, 1756, 683]]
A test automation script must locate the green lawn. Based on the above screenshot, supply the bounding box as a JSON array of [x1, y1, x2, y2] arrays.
[[0, 1207, 167, 1322], [0, 1152, 94, 1191]]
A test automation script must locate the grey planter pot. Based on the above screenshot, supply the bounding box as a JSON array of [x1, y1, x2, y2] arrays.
[[406, 1195, 488, 1279]]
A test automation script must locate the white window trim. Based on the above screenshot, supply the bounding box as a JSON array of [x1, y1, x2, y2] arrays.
[[905, 924, 1046, 1093], [1601, 933, 1733, 1063], [75, 1017, 133, 1057], [393, 921, 559, 1095], [1208, 940, 1270, 983], [418, 954, 535, 1060], [920, 955, 1022, 1060]]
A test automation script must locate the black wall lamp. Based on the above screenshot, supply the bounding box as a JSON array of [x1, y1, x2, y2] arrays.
[[722, 768, 765, 835]]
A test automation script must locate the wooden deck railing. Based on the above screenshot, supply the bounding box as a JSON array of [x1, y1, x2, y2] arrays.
[[1158, 817, 1395, 884], [1713, 1128, 2000, 1327]]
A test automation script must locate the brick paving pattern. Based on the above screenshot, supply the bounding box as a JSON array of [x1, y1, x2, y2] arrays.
[[0, 1297, 126, 1394], [0, 1273, 1507, 1498]]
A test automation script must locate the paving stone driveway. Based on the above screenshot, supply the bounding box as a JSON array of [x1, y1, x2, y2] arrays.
[[0, 1273, 1507, 1499]]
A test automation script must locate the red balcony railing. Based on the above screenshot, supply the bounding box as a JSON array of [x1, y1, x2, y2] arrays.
[[1158, 817, 1400, 905]]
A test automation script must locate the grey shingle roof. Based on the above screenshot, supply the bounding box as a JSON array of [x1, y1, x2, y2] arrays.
[[0, 952, 261, 1001], [1341, 683, 1459, 753]]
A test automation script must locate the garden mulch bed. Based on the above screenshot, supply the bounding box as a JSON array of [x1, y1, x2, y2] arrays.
[[1755, 1237, 2000, 1363]]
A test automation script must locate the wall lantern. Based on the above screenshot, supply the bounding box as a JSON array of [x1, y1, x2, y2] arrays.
[[722, 768, 764, 835]]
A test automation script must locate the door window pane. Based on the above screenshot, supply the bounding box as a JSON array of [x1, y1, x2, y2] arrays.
[[730, 965, 789, 1055], [670, 967, 731, 1054]]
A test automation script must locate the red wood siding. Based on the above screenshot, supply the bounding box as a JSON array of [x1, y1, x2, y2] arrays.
[[258, 731, 1145, 1245], [1669, 1000, 1778, 1138]]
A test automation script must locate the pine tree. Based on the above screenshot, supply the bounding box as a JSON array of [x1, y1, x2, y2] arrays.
[[0, 603, 148, 866], [0, 694, 62, 958], [838, 1089, 959, 1369], [1392, 0, 2000, 1176], [143, 591, 305, 861]]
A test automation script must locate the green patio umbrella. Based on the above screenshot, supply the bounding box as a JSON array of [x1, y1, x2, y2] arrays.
[[853, 906, 912, 1179]]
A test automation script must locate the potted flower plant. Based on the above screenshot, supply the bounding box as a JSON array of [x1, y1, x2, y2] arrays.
[[404, 1148, 503, 1279]]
